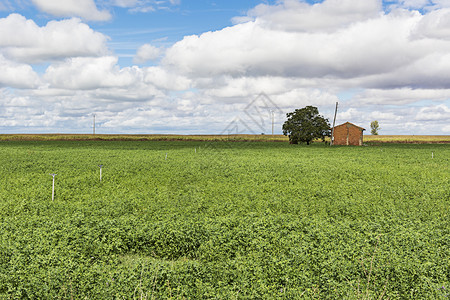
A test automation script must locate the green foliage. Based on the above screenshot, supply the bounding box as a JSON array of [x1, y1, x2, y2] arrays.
[[371, 120, 380, 135], [282, 106, 330, 144], [0, 141, 448, 298]]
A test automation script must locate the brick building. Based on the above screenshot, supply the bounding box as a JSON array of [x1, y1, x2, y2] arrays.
[[332, 122, 365, 146]]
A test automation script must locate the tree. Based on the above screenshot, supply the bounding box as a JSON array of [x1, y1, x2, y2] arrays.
[[282, 106, 330, 145], [370, 120, 380, 135]]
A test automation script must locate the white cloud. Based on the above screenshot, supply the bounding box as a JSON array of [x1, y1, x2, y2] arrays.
[[44, 56, 141, 90], [129, 6, 155, 13], [30, 0, 111, 21], [443, 124, 450, 132], [233, 0, 381, 32], [350, 88, 450, 106], [133, 44, 162, 64], [143, 66, 191, 90], [112, 0, 140, 8], [0, 14, 109, 63], [400, 0, 450, 10], [43, 55, 190, 93], [397, 0, 431, 9], [164, 11, 424, 80], [162, 1, 450, 93], [201, 76, 298, 98], [415, 104, 450, 120], [0, 54, 40, 88], [413, 8, 450, 39], [2, 0, 450, 135], [113, 0, 181, 13]]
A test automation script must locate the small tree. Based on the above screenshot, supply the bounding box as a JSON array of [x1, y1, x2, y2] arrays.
[[282, 106, 330, 145], [370, 121, 380, 135]]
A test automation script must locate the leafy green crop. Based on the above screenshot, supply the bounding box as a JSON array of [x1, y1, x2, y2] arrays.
[[0, 141, 448, 299]]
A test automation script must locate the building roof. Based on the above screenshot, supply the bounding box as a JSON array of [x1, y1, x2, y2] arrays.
[[333, 122, 365, 131]]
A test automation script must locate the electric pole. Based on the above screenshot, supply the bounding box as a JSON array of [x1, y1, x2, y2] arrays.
[[271, 110, 274, 135], [93, 114, 96, 136], [331, 102, 338, 145]]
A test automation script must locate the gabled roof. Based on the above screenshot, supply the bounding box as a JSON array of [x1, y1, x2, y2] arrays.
[[333, 122, 365, 131]]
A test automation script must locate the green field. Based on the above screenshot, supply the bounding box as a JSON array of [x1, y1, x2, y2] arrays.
[[0, 140, 448, 299]]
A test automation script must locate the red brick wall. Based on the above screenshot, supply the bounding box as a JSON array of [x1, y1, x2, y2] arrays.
[[333, 123, 363, 146]]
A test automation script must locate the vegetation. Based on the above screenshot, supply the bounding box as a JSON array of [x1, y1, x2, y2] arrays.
[[282, 106, 330, 144], [0, 133, 450, 144], [0, 140, 448, 298], [371, 121, 380, 135]]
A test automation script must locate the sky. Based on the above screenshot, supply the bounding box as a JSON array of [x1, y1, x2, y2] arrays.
[[0, 0, 450, 135]]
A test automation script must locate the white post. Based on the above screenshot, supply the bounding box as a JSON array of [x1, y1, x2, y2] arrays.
[[98, 165, 103, 181], [165, 153, 168, 160], [271, 110, 274, 135], [50, 173, 57, 201], [432, 152, 434, 159], [93, 114, 96, 136], [331, 102, 338, 146]]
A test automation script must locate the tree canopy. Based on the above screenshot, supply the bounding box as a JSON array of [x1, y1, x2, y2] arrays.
[[282, 106, 330, 144], [370, 120, 380, 135]]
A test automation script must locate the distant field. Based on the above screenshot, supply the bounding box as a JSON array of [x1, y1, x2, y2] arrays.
[[364, 135, 450, 143], [0, 140, 448, 298], [0, 133, 449, 143]]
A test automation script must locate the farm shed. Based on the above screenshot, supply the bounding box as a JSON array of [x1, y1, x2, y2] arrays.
[[332, 122, 365, 146]]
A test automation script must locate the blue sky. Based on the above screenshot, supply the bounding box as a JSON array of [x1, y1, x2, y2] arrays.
[[0, 0, 449, 135]]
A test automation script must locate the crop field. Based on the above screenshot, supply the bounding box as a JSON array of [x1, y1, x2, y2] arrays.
[[0, 140, 448, 299], [1, 134, 449, 144]]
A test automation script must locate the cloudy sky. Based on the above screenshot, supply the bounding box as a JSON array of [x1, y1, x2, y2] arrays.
[[1, 0, 450, 135]]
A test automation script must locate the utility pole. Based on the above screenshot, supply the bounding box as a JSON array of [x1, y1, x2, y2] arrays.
[[331, 102, 338, 145], [93, 114, 96, 136], [271, 110, 274, 135]]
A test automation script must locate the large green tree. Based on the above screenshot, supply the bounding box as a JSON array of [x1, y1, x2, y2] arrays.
[[282, 106, 330, 145]]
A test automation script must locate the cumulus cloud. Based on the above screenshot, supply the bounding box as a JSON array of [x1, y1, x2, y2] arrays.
[[0, 54, 40, 88], [164, 12, 422, 80], [44, 56, 141, 90], [413, 8, 450, 39], [30, 0, 111, 21], [232, 0, 381, 32], [394, 0, 450, 10], [43, 55, 190, 93], [2, 0, 450, 134], [162, 0, 450, 93], [143, 66, 191, 90], [133, 44, 162, 64], [415, 104, 450, 120], [153, 0, 450, 134], [0, 14, 109, 63], [350, 88, 450, 106]]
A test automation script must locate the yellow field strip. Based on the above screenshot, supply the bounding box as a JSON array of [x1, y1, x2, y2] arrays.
[[0, 134, 449, 143]]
